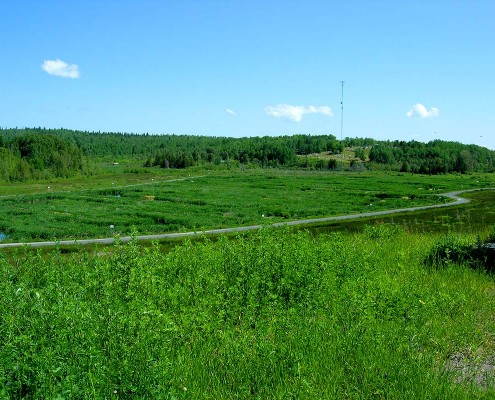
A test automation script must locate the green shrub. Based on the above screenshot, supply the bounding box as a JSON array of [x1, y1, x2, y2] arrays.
[[424, 232, 495, 271]]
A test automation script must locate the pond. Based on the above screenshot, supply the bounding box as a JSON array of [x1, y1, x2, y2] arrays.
[[0, 233, 7, 241]]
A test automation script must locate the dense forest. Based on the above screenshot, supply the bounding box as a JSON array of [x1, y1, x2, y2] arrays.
[[1, 127, 494, 181], [0, 132, 83, 180], [368, 140, 495, 174]]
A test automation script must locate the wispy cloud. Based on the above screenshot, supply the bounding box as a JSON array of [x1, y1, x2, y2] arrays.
[[406, 103, 439, 118], [225, 108, 237, 115], [265, 104, 333, 122], [41, 59, 80, 78]]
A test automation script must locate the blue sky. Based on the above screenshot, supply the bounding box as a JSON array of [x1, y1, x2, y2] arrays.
[[1, 0, 494, 148]]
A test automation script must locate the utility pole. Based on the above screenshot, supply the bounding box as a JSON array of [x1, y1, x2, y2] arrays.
[[340, 81, 344, 142]]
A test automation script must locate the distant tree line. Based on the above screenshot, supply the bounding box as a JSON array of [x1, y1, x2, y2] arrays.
[[1, 128, 494, 180], [0, 128, 343, 175], [368, 140, 495, 174]]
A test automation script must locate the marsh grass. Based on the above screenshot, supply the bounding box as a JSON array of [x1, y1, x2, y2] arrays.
[[1, 170, 494, 242], [2, 227, 495, 398], [308, 189, 495, 236]]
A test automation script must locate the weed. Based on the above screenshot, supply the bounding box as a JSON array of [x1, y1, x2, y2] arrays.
[[2, 228, 495, 397]]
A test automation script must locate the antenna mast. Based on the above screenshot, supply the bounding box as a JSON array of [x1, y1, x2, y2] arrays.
[[340, 80, 344, 142]]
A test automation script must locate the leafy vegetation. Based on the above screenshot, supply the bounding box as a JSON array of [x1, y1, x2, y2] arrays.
[[2, 227, 495, 398], [1, 170, 494, 242], [425, 230, 495, 271], [0, 134, 83, 181]]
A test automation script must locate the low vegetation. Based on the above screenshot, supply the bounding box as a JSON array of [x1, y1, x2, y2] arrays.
[[1, 170, 494, 242], [2, 227, 495, 398]]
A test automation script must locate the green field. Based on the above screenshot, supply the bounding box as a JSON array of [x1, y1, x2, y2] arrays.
[[1, 169, 494, 242]]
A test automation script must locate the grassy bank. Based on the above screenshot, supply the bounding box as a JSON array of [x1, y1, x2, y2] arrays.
[[1, 227, 495, 398]]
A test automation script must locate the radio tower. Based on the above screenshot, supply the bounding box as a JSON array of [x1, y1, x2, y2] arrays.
[[340, 81, 344, 142]]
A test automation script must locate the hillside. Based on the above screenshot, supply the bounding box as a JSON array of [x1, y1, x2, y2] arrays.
[[1, 128, 495, 181]]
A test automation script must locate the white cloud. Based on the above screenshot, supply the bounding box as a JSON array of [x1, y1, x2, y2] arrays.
[[406, 103, 439, 118], [41, 59, 80, 78], [225, 108, 237, 115], [264, 104, 333, 122]]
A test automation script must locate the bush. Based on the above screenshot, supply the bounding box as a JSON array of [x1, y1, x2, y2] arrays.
[[424, 233, 495, 271]]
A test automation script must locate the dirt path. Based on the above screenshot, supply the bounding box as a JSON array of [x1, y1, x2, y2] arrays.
[[0, 188, 491, 249]]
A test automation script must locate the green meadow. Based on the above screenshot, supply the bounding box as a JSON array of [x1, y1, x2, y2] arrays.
[[1, 170, 494, 242]]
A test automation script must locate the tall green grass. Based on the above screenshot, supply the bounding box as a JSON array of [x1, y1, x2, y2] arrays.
[[1, 227, 495, 398]]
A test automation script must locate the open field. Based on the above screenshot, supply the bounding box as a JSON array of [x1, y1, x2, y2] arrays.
[[0, 162, 192, 197], [2, 227, 495, 398], [1, 169, 494, 242], [2, 167, 495, 397]]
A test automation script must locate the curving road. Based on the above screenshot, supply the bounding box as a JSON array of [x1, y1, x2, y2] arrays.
[[0, 188, 491, 249]]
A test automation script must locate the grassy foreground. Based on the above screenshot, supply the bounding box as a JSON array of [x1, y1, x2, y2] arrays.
[[2, 227, 495, 398]]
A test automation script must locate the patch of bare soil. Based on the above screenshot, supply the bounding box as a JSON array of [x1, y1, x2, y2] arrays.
[[446, 353, 495, 388]]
